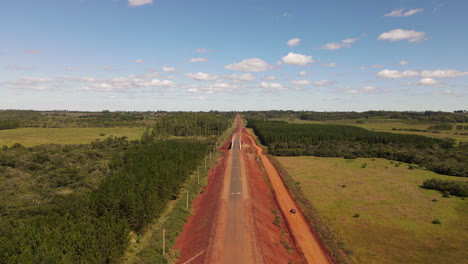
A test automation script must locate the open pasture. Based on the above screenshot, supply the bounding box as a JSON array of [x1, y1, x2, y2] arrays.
[[277, 156, 468, 264], [0, 127, 145, 147]]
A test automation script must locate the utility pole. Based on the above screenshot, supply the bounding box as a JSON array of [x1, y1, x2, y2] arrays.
[[186, 190, 189, 210], [197, 169, 200, 185], [162, 228, 166, 256], [204, 157, 207, 170]]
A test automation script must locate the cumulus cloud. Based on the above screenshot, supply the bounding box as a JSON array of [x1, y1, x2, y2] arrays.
[[373, 64, 384, 68], [299, 71, 307, 76], [415, 78, 440, 86], [162, 66, 176, 73], [188, 57, 208, 63], [377, 69, 468, 79], [265, 76, 277, 80], [321, 37, 359, 50], [290, 79, 335, 86], [359, 66, 366, 70], [323, 62, 337, 68], [336, 86, 384, 94], [287, 38, 301, 47], [128, 0, 152, 7], [82, 76, 176, 92], [259, 82, 287, 91], [420, 70, 468, 78], [186, 83, 242, 94], [225, 73, 255, 81], [378, 29, 426, 43], [135, 59, 145, 63], [376, 69, 419, 79], [65, 66, 74, 71], [225, 58, 272, 72], [185, 72, 220, 81], [400, 60, 409, 65], [282, 52, 313, 66], [384, 8, 424, 17]]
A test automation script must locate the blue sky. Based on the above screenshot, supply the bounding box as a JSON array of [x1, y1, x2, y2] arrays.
[[1, 0, 467, 111]]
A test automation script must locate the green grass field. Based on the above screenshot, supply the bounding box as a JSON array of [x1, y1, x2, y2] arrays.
[[277, 156, 468, 264], [281, 118, 468, 143], [0, 127, 146, 147]]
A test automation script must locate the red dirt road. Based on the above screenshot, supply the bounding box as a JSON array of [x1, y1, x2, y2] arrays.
[[174, 116, 332, 264]]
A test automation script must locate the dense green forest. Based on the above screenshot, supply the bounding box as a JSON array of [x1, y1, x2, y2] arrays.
[[143, 112, 232, 139], [0, 141, 209, 263], [247, 120, 467, 177], [0, 120, 20, 130]]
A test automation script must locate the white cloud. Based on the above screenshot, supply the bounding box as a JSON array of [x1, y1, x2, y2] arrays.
[[323, 62, 337, 68], [360, 86, 377, 93], [135, 59, 145, 63], [415, 78, 440, 86], [312, 80, 335, 86], [287, 38, 301, 47], [341, 38, 358, 44], [336, 86, 384, 94], [321, 37, 360, 50], [225, 58, 272, 72], [162, 66, 176, 73], [290, 79, 335, 86], [359, 66, 366, 70], [259, 82, 288, 91], [299, 71, 307, 76], [420, 70, 468, 78], [191, 96, 206, 100], [185, 72, 220, 81], [376, 69, 419, 79], [290, 80, 311, 85], [128, 0, 152, 7], [321, 43, 343, 50], [188, 57, 208, 63], [384, 8, 424, 17], [186, 82, 242, 94], [282, 52, 313, 66], [225, 73, 255, 81], [65, 66, 74, 71], [400, 60, 409, 65], [373, 64, 384, 68], [378, 29, 426, 43]]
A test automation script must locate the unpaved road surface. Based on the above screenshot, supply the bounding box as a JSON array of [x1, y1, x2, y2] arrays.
[[175, 115, 332, 264]]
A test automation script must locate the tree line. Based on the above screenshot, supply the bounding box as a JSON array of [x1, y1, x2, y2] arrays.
[[422, 178, 468, 197], [0, 141, 209, 263], [247, 120, 467, 177], [144, 112, 232, 139], [0, 120, 20, 130]]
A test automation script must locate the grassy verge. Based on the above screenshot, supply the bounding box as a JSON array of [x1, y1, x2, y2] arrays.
[[0, 127, 145, 147], [275, 156, 468, 264], [268, 156, 350, 264]]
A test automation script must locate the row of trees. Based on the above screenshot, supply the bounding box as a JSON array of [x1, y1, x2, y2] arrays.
[[0, 141, 209, 263], [422, 178, 468, 197], [247, 120, 467, 177], [145, 112, 232, 138]]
